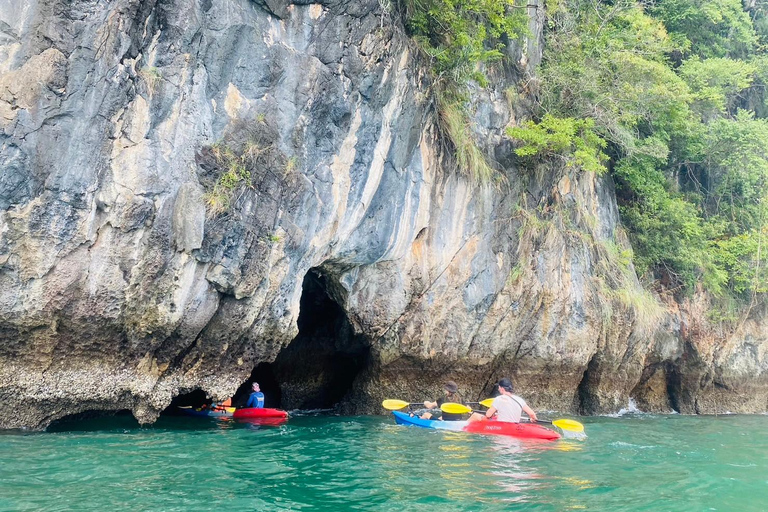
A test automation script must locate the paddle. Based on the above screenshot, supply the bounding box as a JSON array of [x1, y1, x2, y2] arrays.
[[177, 405, 236, 413], [382, 399, 426, 411], [440, 402, 585, 433]]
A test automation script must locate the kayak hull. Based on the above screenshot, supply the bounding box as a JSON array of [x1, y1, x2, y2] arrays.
[[234, 417, 288, 426], [232, 407, 288, 419], [463, 419, 561, 440], [392, 411, 467, 431], [392, 411, 560, 441]]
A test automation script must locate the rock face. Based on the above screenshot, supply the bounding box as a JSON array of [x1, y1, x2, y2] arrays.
[[0, 0, 766, 429]]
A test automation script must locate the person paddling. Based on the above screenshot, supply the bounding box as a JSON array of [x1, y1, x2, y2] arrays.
[[211, 398, 232, 412], [468, 378, 538, 423], [420, 380, 464, 421], [245, 382, 265, 409]]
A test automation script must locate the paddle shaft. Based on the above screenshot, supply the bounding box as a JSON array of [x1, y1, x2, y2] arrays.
[[443, 403, 546, 422]]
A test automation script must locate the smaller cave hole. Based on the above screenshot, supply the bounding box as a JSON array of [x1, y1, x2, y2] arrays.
[[48, 409, 134, 432], [163, 389, 212, 415]]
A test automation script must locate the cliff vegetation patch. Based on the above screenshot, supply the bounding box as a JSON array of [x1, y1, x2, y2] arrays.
[[197, 117, 291, 217], [510, 0, 768, 316], [397, 0, 530, 183]]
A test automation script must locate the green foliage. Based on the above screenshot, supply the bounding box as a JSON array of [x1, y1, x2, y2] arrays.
[[532, 0, 768, 307], [679, 57, 756, 117], [612, 284, 666, 331], [205, 143, 252, 216], [702, 111, 768, 230], [539, 0, 691, 157], [507, 114, 608, 173], [401, 0, 528, 85], [139, 67, 162, 96], [649, 0, 757, 58], [507, 262, 524, 285], [400, 1, 529, 182], [438, 94, 495, 182], [615, 156, 712, 290]]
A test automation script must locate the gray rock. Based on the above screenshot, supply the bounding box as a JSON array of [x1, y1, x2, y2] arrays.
[[0, 0, 766, 429]]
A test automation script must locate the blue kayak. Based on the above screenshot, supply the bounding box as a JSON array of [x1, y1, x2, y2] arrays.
[[392, 411, 467, 431]]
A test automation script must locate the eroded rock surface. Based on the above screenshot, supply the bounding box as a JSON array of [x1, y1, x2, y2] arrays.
[[0, 0, 766, 429]]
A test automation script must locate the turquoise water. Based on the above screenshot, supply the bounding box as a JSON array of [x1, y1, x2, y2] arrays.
[[2, 413, 767, 511]]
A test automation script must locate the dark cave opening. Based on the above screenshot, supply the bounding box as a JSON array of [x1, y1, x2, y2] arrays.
[[48, 409, 134, 431], [158, 267, 371, 415], [665, 361, 682, 414], [229, 362, 282, 408], [265, 267, 371, 411], [165, 389, 211, 414], [577, 354, 600, 415]]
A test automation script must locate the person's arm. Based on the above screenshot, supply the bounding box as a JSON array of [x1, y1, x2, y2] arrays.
[[522, 404, 537, 422], [245, 394, 255, 408], [423, 400, 438, 409], [485, 406, 497, 419]]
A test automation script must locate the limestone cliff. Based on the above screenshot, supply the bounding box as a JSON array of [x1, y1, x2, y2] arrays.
[[0, 0, 765, 429]]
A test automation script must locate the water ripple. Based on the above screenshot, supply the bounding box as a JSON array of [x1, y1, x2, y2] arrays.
[[1, 414, 767, 511]]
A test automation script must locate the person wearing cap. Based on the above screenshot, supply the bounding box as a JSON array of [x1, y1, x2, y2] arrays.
[[420, 380, 464, 421], [245, 382, 265, 408], [468, 377, 537, 423]]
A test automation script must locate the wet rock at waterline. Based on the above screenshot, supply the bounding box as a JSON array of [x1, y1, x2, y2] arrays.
[[0, 0, 766, 429]]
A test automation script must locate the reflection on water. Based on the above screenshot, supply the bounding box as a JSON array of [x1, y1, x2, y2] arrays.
[[436, 434, 474, 501], [485, 436, 547, 502]]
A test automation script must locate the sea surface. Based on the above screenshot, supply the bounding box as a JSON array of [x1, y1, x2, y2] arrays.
[[2, 412, 767, 511]]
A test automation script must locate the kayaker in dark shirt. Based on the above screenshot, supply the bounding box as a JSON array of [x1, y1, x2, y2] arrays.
[[421, 380, 464, 421], [245, 382, 265, 408]]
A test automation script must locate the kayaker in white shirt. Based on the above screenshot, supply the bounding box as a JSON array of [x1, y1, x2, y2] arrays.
[[467, 378, 538, 423]]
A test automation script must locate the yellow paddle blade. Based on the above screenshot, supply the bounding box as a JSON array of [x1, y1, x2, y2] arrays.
[[440, 402, 472, 415], [552, 419, 585, 433], [479, 398, 494, 408], [225, 407, 236, 413], [382, 399, 411, 411]]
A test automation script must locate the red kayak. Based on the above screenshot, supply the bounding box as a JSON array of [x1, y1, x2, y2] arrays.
[[392, 411, 561, 441], [232, 407, 288, 419], [463, 419, 561, 440]]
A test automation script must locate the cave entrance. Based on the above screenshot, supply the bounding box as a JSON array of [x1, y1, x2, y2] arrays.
[[48, 409, 134, 431], [164, 389, 211, 414], [229, 362, 282, 408], [267, 267, 371, 411]]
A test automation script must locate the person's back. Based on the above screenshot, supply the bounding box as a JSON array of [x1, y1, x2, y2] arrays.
[[466, 378, 538, 424], [245, 382, 265, 408], [491, 394, 525, 423]]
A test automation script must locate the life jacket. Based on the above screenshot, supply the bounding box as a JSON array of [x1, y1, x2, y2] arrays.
[[212, 398, 233, 412]]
